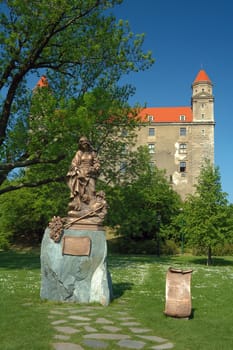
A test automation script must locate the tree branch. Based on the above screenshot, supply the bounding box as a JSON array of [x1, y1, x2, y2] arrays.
[[0, 175, 66, 195], [0, 154, 66, 171]]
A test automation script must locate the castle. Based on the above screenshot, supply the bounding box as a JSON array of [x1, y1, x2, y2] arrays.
[[135, 69, 215, 199], [35, 69, 215, 200]]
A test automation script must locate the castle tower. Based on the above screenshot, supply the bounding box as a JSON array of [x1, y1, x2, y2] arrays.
[[189, 69, 215, 177], [191, 69, 214, 122]]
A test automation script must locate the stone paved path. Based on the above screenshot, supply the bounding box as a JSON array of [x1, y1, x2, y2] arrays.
[[49, 303, 174, 349]]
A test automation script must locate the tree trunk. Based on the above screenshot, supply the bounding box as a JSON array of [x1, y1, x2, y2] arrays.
[[207, 246, 212, 266]]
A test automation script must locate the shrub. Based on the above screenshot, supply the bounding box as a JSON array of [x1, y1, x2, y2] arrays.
[[107, 237, 179, 255]]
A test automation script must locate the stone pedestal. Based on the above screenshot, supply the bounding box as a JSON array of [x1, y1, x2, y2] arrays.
[[40, 228, 112, 306]]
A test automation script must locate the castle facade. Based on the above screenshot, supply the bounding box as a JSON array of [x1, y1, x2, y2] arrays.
[[136, 69, 215, 199]]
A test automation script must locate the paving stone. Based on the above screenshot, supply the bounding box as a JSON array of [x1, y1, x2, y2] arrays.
[[83, 339, 108, 348], [50, 310, 65, 315], [84, 325, 98, 332], [129, 327, 151, 333], [68, 308, 91, 313], [54, 326, 80, 334], [74, 322, 89, 326], [121, 322, 141, 326], [138, 335, 168, 343], [117, 317, 135, 321], [84, 333, 130, 340], [69, 315, 91, 321], [151, 343, 174, 349], [54, 335, 70, 340], [95, 317, 113, 324], [102, 325, 121, 332], [86, 313, 98, 316], [117, 339, 146, 349], [51, 320, 67, 325], [52, 342, 84, 350]]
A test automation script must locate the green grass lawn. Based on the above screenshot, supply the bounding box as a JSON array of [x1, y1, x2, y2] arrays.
[[0, 249, 233, 349]]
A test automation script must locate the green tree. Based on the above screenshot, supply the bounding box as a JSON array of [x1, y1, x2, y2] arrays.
[[183, 161, 229, 265], [0, 0, 154, 193], [105, 158, 181, 243], [0, 177, 68, 248]]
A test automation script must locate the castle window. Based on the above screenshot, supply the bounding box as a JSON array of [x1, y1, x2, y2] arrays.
[[201, 103, 205, 108], [120, 161, 127, 173], [180, 161, 186, 172], [201, 114, 205, 119], [148, 128, 155, 136], [201, 129, 205, 136], [148, 143, 155, 153], [180, 115, 186, 121], [180, 127, 186, 136], [148, 115, 154, 122], [179, 143, 187, 154], [122, 143, 127, 154], [149, 161, 155, 169], [121, 129, 128, 137]]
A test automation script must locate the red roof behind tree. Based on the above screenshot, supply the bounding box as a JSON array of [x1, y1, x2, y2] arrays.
[[138, 106, 193, 123], [35, 75, 49, 88]]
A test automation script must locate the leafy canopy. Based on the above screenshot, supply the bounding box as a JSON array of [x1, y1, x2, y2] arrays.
[[0, 0, 154, 193]]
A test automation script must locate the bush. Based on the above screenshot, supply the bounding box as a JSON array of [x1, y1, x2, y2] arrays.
[[161, 239, 179, 255], [0, 183, 68, 249], [0, 232, 11, 250], [107, 237, 179, 255], [192, 243, 233, 256]]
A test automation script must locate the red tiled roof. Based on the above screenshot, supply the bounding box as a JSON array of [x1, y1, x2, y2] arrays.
[[138, 106, 193, 123], [193, 69, 211, 83], [36, 75, 49, 88]]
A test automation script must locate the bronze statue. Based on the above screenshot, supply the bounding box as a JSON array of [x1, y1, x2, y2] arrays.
[[66, 136, 107, 225], [67, 136, 100, 210]]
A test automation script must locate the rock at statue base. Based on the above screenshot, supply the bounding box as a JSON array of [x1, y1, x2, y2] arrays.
[[40, 227, 113, 306]]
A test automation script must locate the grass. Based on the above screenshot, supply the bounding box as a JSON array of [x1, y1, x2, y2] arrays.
[[109, 254, 233, 350], [0, 249, 233, 349]]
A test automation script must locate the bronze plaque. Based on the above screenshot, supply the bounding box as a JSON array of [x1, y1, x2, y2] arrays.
[[62, 236, 91, 256], [164, 267, 193, 318]]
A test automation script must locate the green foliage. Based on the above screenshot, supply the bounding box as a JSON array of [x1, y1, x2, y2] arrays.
[[182, 161, 231, 264], [0, 179, 68, 247], [0, 0, 154, 194], [105, 163, 181, 240], [108, 236, 180, 255]]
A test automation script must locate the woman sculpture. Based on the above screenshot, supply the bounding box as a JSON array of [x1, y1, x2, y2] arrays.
[[66, 136, 100, 211]]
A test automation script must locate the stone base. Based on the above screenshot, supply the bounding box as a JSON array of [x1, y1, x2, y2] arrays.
[[40, 228, 112, 306], [64, 216, 104, 231]]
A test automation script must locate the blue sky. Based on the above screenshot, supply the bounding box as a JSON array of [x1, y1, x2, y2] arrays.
[[113, 0, 233, 203]]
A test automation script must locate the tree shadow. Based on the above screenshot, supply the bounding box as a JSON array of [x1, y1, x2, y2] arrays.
[[190, 257, 233, 267], [0, 250, 40, 269]]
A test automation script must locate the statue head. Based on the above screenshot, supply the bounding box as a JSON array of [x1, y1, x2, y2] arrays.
[[79, 136, 90, 150]]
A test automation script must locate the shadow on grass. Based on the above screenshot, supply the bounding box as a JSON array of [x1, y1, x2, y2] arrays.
[[112, 282, 134, 299], [0, 249, 40, 269], [189, 257, 233, 267]]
